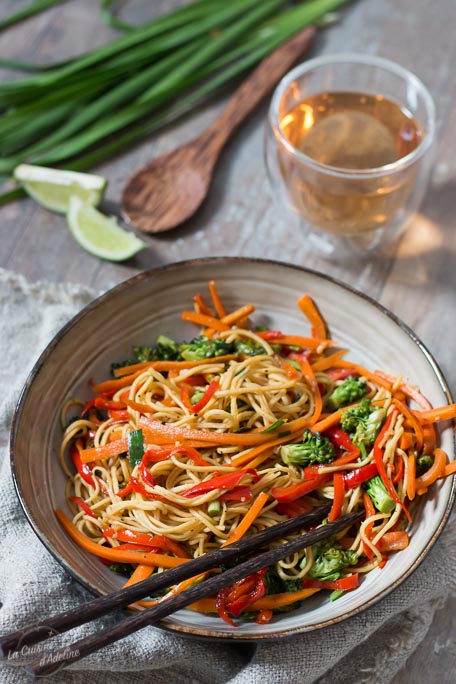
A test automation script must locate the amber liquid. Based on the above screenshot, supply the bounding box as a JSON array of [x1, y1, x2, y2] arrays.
[[278, 91, 424, 236]]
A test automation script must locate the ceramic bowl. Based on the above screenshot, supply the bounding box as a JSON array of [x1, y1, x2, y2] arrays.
[[10, 258, 455, 639]]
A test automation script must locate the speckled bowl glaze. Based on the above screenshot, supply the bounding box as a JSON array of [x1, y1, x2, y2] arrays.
[[10, 258, 455, 639]]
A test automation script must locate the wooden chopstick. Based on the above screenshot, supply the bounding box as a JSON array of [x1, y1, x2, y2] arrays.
[[27, 509, 363, 678], [1, 502, 331, 657]]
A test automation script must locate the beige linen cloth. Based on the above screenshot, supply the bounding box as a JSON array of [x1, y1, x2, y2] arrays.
[[0, 267, 455, 684]]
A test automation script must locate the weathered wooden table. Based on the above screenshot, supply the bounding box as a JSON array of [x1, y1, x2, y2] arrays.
[[1, 1, 455, 682]]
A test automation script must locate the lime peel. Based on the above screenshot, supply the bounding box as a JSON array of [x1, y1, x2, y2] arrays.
[[67, 196, 145, 262], [14, 164, 107, 214]]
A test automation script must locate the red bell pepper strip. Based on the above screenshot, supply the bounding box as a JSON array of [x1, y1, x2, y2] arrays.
[[140, 459, 156, 488], [69, 496, 97, 519], [116, 477, 167, 502], [393, 454, 405, 485], [302, 573, 359, 591], [343, 462, 378, 490], [219, 485, 252, 502], [373, 411, 411, 522], [102, 528, 190, 557], [108, 409, 130, 422], [256, 330, 283, 340], [71, 445, 96, 488], [326, 368, 359, 381], [188, 378, 220, 413], [328, 472, 345, 522], [216, 569, 267, 625], [325, 427, 360, 457], [255, 609, 273, 624], [276, 498, 312, 518], [271, 473, 332, 503], [181, 469, 259, 498]]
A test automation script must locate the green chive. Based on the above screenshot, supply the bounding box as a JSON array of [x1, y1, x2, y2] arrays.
[[261, 420, 285, 433]]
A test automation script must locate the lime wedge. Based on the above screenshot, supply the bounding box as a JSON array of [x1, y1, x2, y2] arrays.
[[67, 196, 145, 262], [14, 164, 107, 213]]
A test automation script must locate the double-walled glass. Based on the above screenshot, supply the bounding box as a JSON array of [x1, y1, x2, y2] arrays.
[[265, 54, 436, 256]]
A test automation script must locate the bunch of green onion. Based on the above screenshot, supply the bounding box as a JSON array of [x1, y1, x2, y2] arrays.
[[0, 0, 349, 204]]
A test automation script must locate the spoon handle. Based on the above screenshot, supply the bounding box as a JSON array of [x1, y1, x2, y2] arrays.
[[201, 26, 315, 155]]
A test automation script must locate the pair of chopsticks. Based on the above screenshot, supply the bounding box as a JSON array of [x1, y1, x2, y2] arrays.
[[1, 503, 362, 678]]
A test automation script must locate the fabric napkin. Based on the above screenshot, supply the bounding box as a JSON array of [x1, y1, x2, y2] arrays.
[[0, 266, 455, 684]]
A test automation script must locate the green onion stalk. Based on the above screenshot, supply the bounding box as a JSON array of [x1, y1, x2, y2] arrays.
[[0, 0, 351, 205]]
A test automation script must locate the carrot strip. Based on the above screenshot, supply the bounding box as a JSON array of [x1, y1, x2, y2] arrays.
[[375, 370, 433, 409], [311, 350, 348, 372], [377, 531, 409, 552], [123, 564, 154, 588], [230, 431, 302, 468], [220, 304, 255, 327], [328, 473, 344, 522], [310, 411, 342, 434], [414, 404, 456, 424], [55, 510, 188, 568], [392, 398, 424, 452], [224, 492, 269, 545], [139, 416, 276, 447], [281, 360, 301, 380], [188, 588, 320, 614], [113, 355, 236, 378], [297, 294, 327, 339], [406, 453, 416, 501], [80, 438, 128, 463], [182, 311, 230, 332], [208, 280, 226, 319], [294, 356, 322, 425], [415, 448, 447, 489], [193, 294, 212, 316], [400, 432, 414, 451], [93, 371, 144, 393], [445, 461, 456, 477]]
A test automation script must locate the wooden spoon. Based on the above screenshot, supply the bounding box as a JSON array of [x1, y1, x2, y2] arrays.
[[121, 27, 315, 233]]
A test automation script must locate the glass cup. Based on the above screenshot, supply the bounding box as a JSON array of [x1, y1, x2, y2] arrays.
[[265, 54, 436, 257]]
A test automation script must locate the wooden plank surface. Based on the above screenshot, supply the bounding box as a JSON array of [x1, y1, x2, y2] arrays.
[[1, 1, 455, 682]]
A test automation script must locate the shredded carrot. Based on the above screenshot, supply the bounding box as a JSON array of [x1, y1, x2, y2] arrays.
[[80, 438, 128, 463], [281, 360, 301, 380], [400, 432, 414, 451], [328, 473, 345, 522], [297, 294, 327, 339], [311, 411, 342, 434], [123, 564, 154, 587], [414, 404, 456, 424], [230, 431, 302, 468], [444, 461, 456, 477], [182, 311, 230, 332], [113, 355, 237, 378], [193, 293, 212, 316], [208, 280, 226, 319], [294, 356, 322, 425], [375, 370, 433, 409], [377, 531, 409, 552], [406, 452, 416, 501], [224, 492, 269, 545], [55, 510, 188, 567], [139, 416, 278, 447], [415, 448, 447, 488], [392, 398, 424, 452], [311, 350, 348, 372], [93, 371, 144, 394], [220, 304, 255, 327]]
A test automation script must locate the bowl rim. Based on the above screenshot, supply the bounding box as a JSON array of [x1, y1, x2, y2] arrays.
[[9, 257, 456, 640]]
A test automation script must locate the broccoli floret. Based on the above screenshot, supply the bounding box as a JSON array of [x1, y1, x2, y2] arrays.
[[233, 338, 265, 356], [110, 359, 135, 376], [341, 399, 386, 455], [152, 335, 181, 360], [180, 336, 233, 361], [365, 475, 395, 513], [325, 376, 367, 412], [416, 454, 433, 476], [308, 539, 358, 582], [108, 563, 134, 577], [280, 429, 336, 466], [133, 345, 154, 363]]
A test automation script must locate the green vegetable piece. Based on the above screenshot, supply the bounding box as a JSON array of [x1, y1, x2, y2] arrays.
[[325, 376, 367, 412], [341, 398, 386, 453], [207, 500, 221, 516], [307, 538, 358, 582], [108, 563, 134, 577], [280, 429, 336, 466], [134, 345, 153, 363], [329, 589, 344, 601], [416, 454, 433, 476], [128, 428, 144, 468], [365, 475, 395, 514], [261, 419, 285, 433], [190, 391, 205, 406], [233, 338, 265, 356], [180, 336, 233, 361]]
